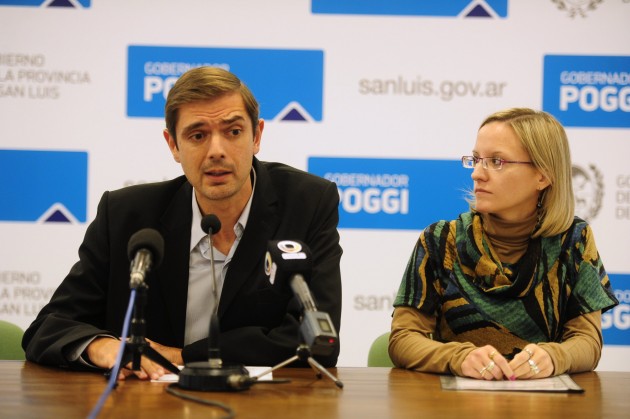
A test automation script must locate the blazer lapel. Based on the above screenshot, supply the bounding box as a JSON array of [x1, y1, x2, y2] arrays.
[[218, 160, 280, 316], [157, 179, 193, 346]]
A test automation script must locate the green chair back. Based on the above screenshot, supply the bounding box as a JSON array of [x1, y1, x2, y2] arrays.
[[0, 320, 26, 360], [367, 332, 395, 367]]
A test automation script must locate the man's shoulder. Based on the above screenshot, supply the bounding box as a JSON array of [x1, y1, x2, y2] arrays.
[[110, 176, 188, 194], [259, 160, 332, 189], [106, 176, 190, 205]]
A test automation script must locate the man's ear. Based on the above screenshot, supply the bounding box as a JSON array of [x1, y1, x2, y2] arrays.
[[163, 128, 180, 163], [253, 119, 264, 155]]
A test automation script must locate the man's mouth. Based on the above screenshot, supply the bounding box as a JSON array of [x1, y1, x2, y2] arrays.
[[204, 166, 232, 177]]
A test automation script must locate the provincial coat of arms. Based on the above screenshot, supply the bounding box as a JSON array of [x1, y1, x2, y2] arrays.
[[551, 0, 603, 17], [572, 164, 604, 222]]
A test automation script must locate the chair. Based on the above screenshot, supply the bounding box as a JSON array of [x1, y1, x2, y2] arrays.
[[0, 320, 26, 360], [367, 332, 395, 367]]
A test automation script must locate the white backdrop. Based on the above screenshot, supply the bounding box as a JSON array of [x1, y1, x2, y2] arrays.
[[1, 0, 629, 370]]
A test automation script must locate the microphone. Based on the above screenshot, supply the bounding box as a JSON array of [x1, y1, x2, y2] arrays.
[[201, 213, 221, 236], [127, 228, 164, 288], [178, 214, 252, 392], [265, 240, 338, 356], [119, 228, 182, 376], [200, 214, 222, 367]]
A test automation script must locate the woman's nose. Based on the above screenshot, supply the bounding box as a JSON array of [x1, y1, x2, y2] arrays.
[[470, 162, 486, 181]]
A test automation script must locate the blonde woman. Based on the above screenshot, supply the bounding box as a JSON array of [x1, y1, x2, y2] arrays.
[[390, 108, 618, 380]]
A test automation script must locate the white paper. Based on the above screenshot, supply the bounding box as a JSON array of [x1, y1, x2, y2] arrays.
[[440, 374, 583, 393], [152, 365, 273, 383]]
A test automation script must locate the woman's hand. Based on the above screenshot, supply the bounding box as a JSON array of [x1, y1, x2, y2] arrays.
[[461, 345, 515, 381], [508, 344, 553, 379]]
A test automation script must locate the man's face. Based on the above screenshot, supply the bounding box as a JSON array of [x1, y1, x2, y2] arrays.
[[163, 92, 263, 214]]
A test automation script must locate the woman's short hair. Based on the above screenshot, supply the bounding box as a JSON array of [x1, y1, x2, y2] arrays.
[[164, 66, 259, 144], [472, 108, 574, 237]]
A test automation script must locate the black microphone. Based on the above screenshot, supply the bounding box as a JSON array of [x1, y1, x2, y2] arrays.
[[120, 229, 181, 376], [127, 228, 164, 288], [178, 214, 252, 392], [201, 214, 221, 237], [265, 240, 338, 356]]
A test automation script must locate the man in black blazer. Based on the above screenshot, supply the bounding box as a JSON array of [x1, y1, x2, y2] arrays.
[[22, 67, 342, 380]]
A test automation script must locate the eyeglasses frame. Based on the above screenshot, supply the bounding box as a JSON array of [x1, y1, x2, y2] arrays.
[[461, 155, 533, 171]]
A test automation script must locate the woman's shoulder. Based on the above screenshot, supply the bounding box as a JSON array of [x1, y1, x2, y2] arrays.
[[546, 216, 599, 254], [571, 215, 589, 228], [564, 216, 593, 239], [420, 213, 470, 246], [424, 211, 473, 230], [422, 217, 458, 235]]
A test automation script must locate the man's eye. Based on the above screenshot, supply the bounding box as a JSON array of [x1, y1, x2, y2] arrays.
[[491, 158, 502, 166], [228, 129, 242, 137], [190, 133, 204, 141]]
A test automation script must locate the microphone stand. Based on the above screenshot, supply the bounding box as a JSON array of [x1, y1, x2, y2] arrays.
[[177, 215, 252, 392], [116, 280, 181, 376], [251, 325, 344, 389]]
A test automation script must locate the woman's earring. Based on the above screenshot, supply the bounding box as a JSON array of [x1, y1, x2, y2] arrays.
[[534, 189, 546, 232]]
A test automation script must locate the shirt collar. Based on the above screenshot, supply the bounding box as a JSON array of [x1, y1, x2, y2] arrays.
[[189, 167, 257, 252]]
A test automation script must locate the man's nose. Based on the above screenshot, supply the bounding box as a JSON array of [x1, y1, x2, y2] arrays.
[[206, 135, 226, 159]]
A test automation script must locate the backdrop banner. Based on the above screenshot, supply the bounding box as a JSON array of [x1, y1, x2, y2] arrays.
[[1, 0, 628, 370]]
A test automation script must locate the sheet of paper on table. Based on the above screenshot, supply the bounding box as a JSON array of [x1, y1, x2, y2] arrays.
[[152, 366, 273, 383], [440, 374, 584, 393]]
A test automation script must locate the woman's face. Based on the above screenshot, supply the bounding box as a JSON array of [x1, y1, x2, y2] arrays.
[[471, 121, 550, 222]]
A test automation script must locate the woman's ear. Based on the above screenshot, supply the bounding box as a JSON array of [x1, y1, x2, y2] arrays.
[[537, 172, 551, 191]]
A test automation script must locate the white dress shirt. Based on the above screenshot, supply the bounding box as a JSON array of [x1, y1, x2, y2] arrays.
[[184, 171, 256, 345]]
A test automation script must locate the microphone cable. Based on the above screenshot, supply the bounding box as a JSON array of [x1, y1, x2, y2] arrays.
[[164, 377, 292, 418], [165, 383, 235, 419], [87, 289, 136, 419]]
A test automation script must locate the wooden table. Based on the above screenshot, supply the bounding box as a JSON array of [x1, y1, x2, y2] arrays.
[[0, 361, 628, 418]]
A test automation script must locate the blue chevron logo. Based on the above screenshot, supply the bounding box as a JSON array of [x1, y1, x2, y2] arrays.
[[127, 46, 324, 122], [311, 0, 508, 18], [0, 150, 88, 223], [0, 0, 90, 8]]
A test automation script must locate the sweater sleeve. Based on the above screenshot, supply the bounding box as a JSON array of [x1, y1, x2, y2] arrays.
[[537, 311, 603, 375], [389, 306, 477, 376]]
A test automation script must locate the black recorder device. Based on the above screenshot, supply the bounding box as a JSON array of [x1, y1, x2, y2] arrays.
[[265, 240, 338, 356]]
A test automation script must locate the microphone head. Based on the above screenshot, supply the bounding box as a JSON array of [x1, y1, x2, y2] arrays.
[[265, 240, 312, 287], [201, 214, 221, 235], [127, 228, 165, 267]]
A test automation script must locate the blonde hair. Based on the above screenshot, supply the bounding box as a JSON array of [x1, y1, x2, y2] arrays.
[[471, 108, 574, 238]]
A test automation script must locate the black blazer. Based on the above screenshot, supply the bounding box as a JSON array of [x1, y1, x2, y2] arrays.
[[22, 158, 342, 368]]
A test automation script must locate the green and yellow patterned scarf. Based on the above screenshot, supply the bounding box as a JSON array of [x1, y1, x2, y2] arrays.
[[395, 211, 617, 358]]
